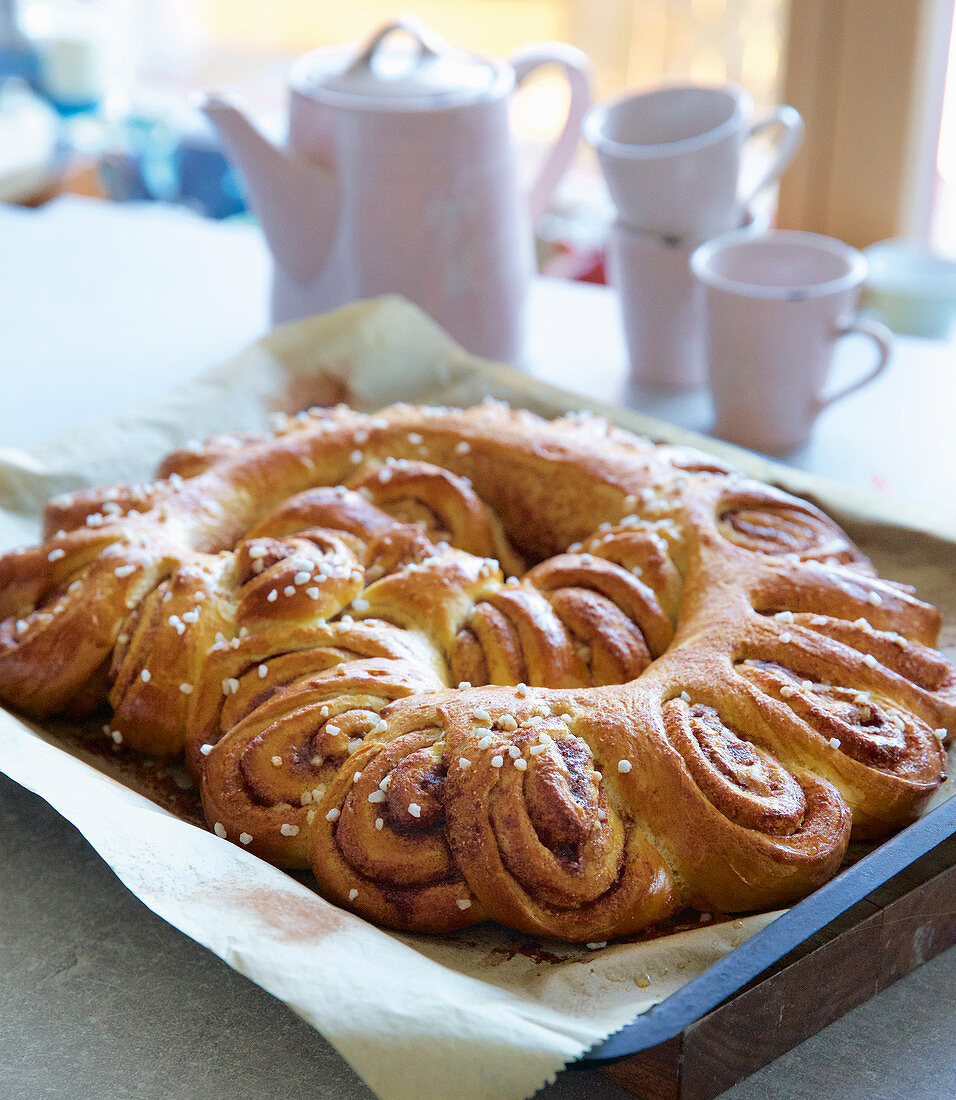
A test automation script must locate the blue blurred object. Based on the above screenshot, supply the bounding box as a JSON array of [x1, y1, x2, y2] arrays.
[[0, 0, 40, 89], [176, 133, 247, 219], [48, 92, 99, 117], [99, 105, 247, 219], [0, 42, 40, 86], [0, 0, 245, 218]]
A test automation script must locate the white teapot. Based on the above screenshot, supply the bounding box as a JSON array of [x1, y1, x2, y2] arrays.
[[201, 16, 591, 362]]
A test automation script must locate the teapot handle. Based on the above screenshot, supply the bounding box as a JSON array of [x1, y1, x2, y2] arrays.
[[509, 44, 592, 224]]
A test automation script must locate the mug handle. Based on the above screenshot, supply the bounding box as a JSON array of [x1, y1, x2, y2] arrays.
[[815, 317, 893, 411], [509, 44, 592, 223], [738, 104, 805, 210]]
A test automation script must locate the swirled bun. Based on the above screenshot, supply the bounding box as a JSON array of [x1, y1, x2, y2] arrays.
[[0, 402, 952, 940]]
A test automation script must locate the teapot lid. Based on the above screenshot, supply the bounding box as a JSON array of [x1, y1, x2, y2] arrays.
[[297, 17, 507, 106]]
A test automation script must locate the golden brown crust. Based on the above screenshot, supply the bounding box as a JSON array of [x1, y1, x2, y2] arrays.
[[200, 658, 443, 868], [0, 401, 952, 941]]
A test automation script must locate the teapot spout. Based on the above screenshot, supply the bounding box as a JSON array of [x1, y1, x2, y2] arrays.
[[198, 92, 340, 285]]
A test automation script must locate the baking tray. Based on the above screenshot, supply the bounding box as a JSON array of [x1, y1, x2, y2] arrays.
[[581, 792, 956, 1066]]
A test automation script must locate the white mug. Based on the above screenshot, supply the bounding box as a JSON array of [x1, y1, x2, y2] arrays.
[[584, 83, 804, 240], [607, 210, 768, 391], [691, 230, 893, 452]]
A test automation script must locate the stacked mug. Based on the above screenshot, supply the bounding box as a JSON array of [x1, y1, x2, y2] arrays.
[[584, 83, 804, 391]]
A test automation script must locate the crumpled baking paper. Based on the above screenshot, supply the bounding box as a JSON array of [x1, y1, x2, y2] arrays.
[[1, 297, 952, 1100]]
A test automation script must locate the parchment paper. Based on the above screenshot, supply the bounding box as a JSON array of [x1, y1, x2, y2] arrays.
[[1, 297, 953, 1100]]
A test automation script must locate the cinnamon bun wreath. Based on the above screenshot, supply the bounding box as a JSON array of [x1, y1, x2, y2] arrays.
[[1, 403, 953, 941]]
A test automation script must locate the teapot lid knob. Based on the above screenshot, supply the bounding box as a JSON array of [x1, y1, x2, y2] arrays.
[[317, 15, 504, 103], [353, 15, 447, 65]]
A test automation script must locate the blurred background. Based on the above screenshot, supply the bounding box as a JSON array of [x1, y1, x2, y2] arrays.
[[1, 0, 954, 268]]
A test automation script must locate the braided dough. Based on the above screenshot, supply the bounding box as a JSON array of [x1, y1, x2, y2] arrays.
[[1, 402, 952, 941]]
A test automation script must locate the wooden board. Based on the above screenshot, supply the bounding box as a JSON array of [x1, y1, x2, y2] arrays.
[[600, 834, 956, 1099]]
